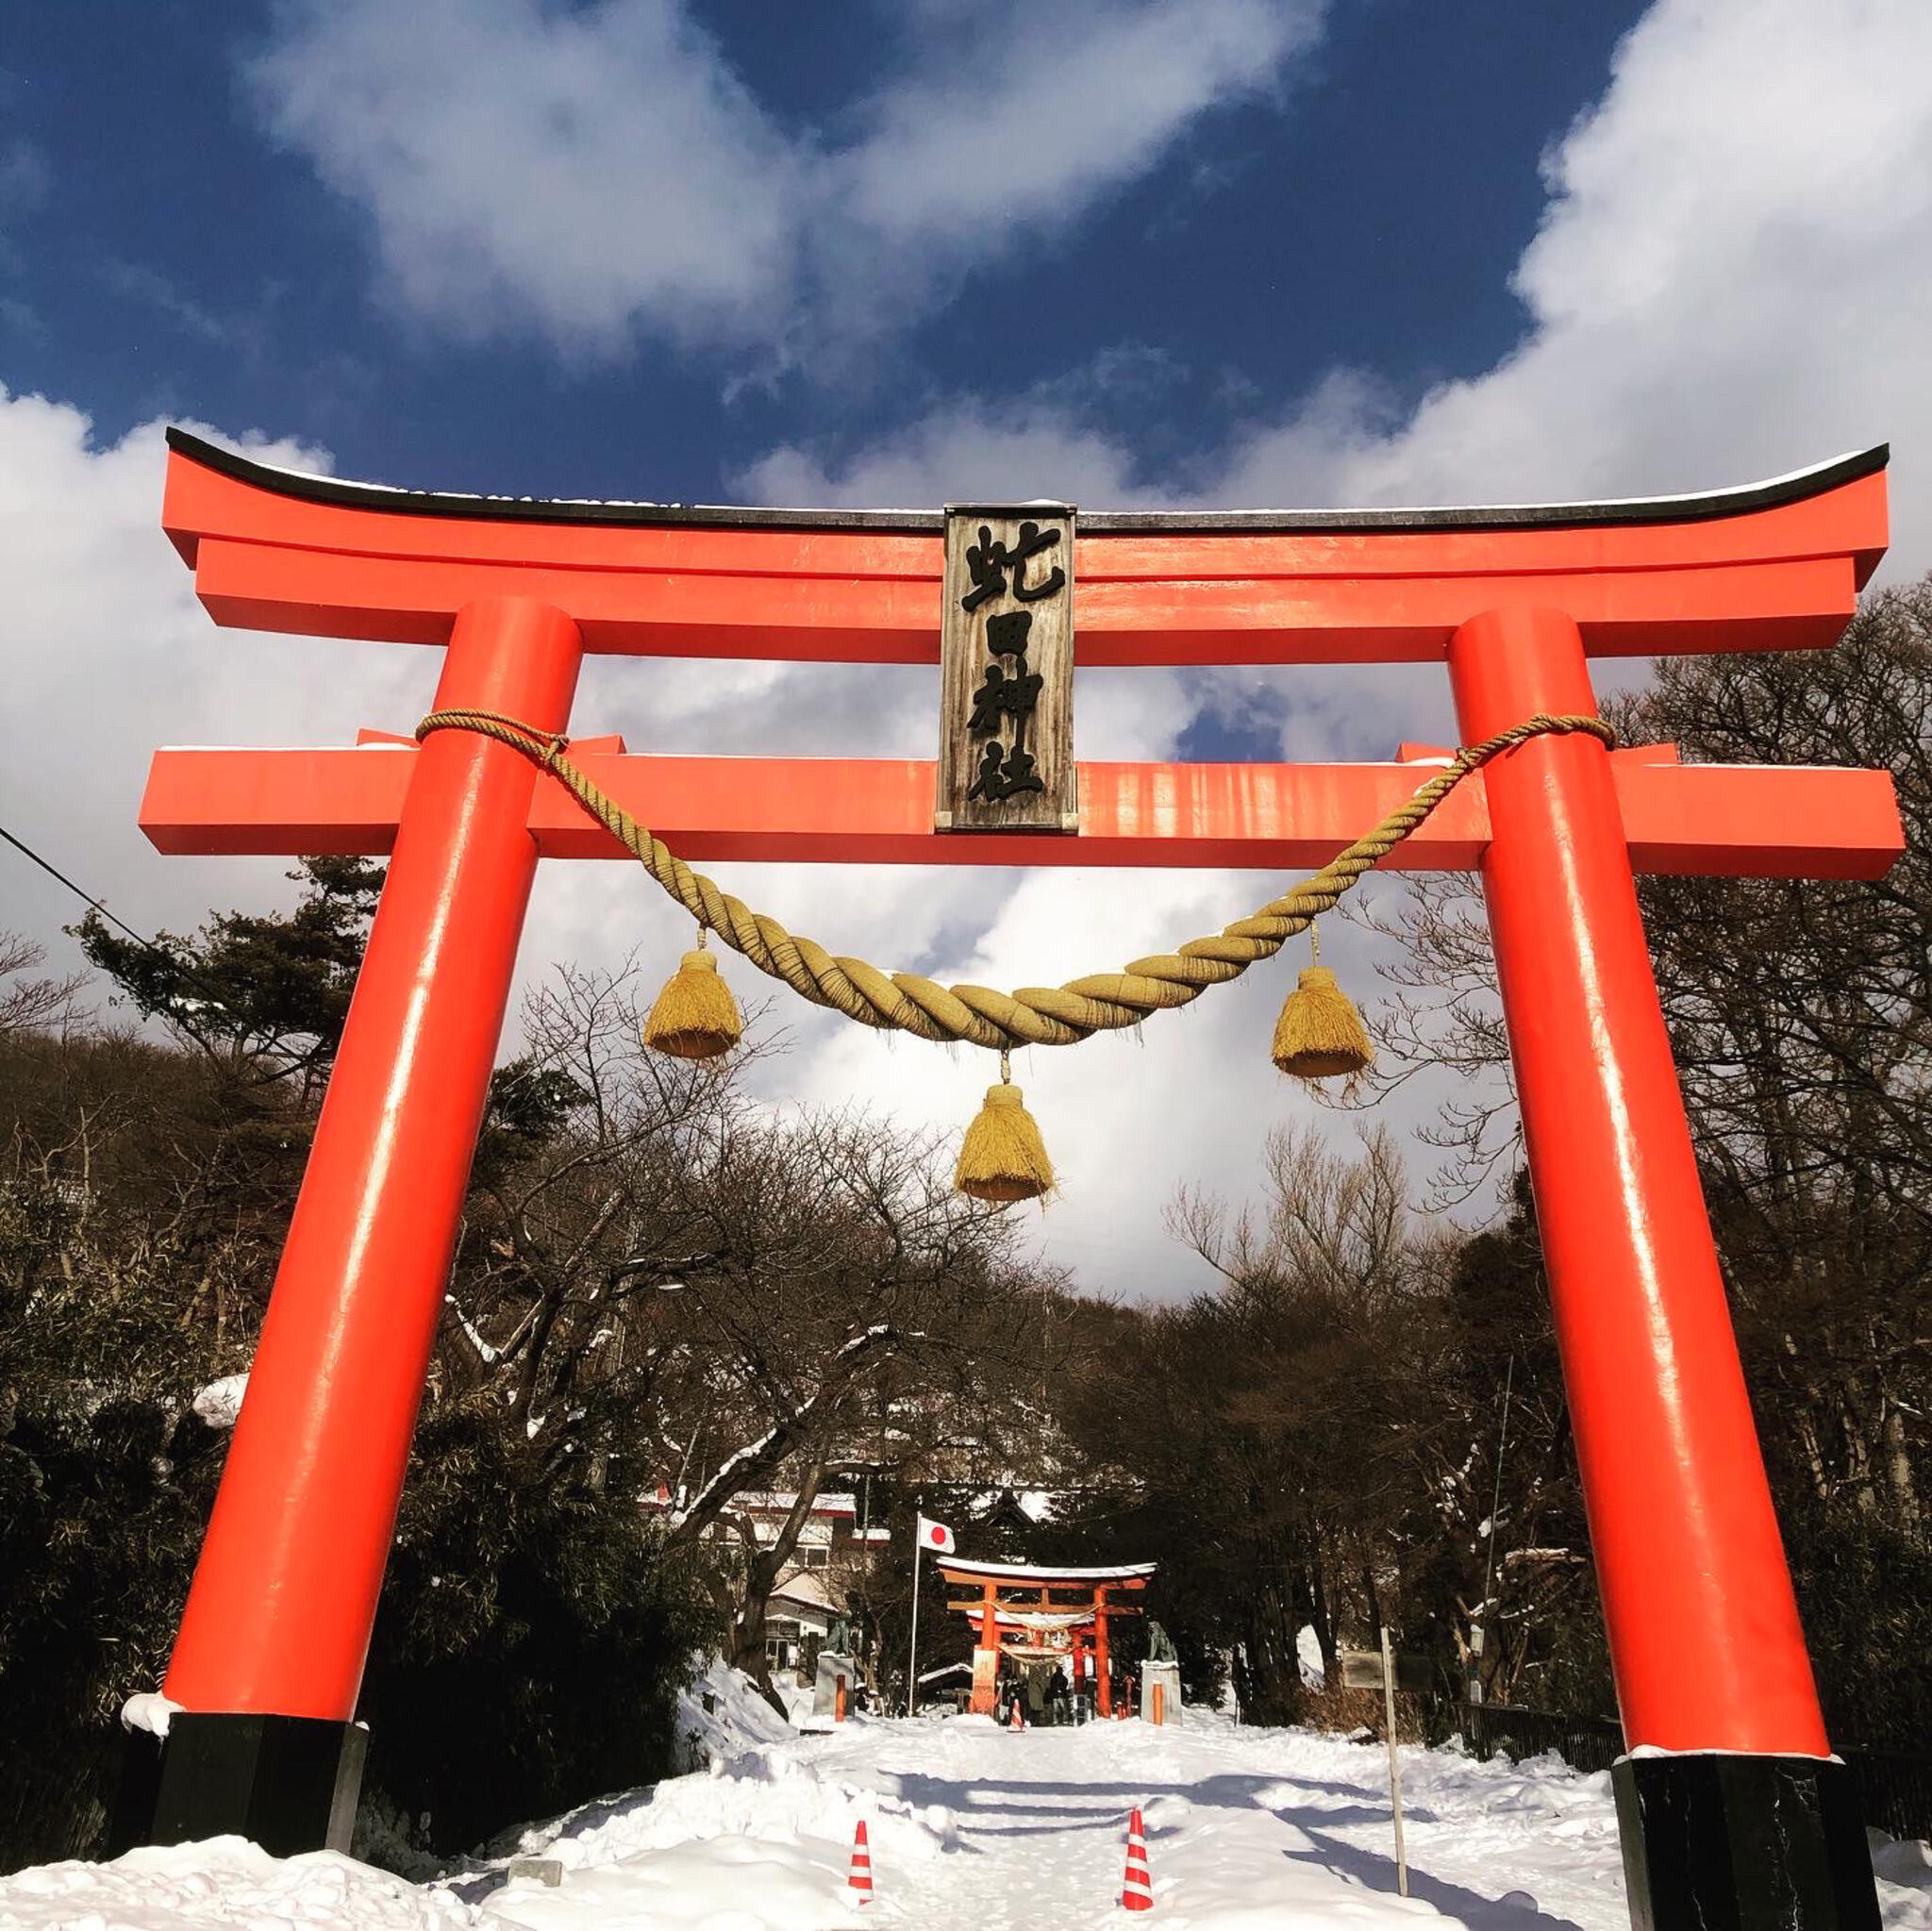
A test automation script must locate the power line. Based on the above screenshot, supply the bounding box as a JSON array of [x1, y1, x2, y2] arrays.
[[0, 823, 388, 1048], [0, 821, 158, 952], [0, 820, 253, 1024]]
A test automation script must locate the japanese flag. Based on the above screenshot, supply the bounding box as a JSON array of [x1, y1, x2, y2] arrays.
[[917, 1514, 956, 1555]]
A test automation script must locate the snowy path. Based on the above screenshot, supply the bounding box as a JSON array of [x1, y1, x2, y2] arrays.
[[792, 1715, 1622, 1930], [805, 1721, 1157, 1931], [7, 1698, 1932, 1929]]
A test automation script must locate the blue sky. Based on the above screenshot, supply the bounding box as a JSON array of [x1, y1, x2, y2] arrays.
[[5, 2, 1643, 504], [3, 0, 1929, 1296]]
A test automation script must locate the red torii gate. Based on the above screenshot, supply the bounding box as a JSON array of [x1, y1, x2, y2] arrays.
[[934, 1556, 1154, 1718], [135, 431, 1899, 1924]]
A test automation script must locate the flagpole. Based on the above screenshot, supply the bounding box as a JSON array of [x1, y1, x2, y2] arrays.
[[907, 1532, 923, 1719]]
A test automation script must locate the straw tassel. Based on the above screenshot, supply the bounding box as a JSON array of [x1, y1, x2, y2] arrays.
[[1271, 927, 1373, 1082], [641, 937, 741, 1060], [955, 1055, 1055, 1204]]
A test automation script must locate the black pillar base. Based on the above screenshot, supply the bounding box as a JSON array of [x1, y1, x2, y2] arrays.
[[1612, 1752, 1879, 1931], [117, 1713, 367, 1858], [106, 1725, 165, 1858]]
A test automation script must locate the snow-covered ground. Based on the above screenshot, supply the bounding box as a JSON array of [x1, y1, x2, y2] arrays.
[[8, 1681, 1932, 1930]]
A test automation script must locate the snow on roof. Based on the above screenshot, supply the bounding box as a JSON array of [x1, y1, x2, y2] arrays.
[[937, 1556, 1156, 1583], [730, 1498, 861, 1513], [695, 1491, 858, 1515], [965, 1487, 1058, 1523], [772, 1571, 839, 1613]]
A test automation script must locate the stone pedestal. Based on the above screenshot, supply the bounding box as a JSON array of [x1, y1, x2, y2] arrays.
[[1141, 1659, 1181, 1725], [1612, 1754, 1878, 1929], [812, 1651, 856, 1721], [121, 1713, 367, 1857], [970, 1647, 1000, 1716]]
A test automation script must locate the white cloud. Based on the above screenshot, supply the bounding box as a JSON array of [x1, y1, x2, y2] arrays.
[[768, 861, 1410, 1306], [1219, 0, 1932, 537], [10, 0, 1932, 1302], [251, 0, 794, 358], [739, 399, 1141, 511], [841, 2, 1294, 241], [0, 391, 436, 969], [758, 0, 1932, 556], [247, 0, 1318, 360], [719, 0, 1932, 1292]]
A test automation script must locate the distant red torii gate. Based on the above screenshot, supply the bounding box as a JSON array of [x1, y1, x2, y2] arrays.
[[934, 1556, 1154, 1718], [136, 431, 1900, 1922]]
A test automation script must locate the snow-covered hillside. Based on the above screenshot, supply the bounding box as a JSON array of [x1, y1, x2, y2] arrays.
[[6, 1682, 1930, 1929]]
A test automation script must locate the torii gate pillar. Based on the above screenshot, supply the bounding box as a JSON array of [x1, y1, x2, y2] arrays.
[[135, 599, 582, 1857], [164, 599, 581, 1719], [1451, 608, 1873, 1924]]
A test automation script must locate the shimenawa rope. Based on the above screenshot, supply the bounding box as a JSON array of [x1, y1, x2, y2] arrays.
[[412, 708, 1613, 1055]]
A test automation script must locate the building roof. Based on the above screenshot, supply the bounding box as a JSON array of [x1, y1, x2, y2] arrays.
[[771, 1570, 840, 1614], [642, 1488, 858, 1517]]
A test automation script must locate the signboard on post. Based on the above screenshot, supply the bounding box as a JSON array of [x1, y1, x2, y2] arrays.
[[1345, 1632, 1426, 1891], [936, 504, 1078, 835], [1340, 1648, 1433, 1695], [1379, 1629, 1409, 1897]]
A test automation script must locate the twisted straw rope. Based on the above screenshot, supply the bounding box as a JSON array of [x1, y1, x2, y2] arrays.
[[415, 708, 1613, 1053]]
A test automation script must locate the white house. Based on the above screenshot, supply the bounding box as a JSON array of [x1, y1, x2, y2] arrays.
[[645, 1487, 890, 1674]]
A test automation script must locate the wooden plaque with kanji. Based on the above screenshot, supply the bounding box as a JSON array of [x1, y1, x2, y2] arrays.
[[936, 504, 1078, 834]]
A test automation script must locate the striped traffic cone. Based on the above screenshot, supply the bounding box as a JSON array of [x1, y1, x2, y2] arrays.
[[848, 1820, 874, 1905], [1121, 1806, 1153, 1912], [1009, 1694, 1024, 1731]]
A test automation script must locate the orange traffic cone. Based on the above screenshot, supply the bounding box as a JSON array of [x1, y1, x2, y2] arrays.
[[1121, 1806, 1153, 1912], [1008, 1694, 1024, 1731], [848, 1820, 874, 1905]]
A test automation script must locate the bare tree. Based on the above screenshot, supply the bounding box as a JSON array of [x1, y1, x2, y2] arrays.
[[425, 957, 1046, 1702], [0, 933, 83, 1040]]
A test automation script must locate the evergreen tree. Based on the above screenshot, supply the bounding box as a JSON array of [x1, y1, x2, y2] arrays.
[[72, 856, 385, 1097]]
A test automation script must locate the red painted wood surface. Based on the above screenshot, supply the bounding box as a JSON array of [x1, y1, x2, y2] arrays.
[[162, 439, 1887, 664], [1449, 605, 1831, 1756], [160, 598, 584, 1722], [141, 742, 1904, 879], [144, 434, 1902, 1781]]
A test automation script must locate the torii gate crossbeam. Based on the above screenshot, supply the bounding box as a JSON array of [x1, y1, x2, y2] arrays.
[[129, 432, 1898, 1927]]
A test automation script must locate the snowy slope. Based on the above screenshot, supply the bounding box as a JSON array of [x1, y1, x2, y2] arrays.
[[674, 1656, 796, 1771], [6, 1708, 1930, 1929], [0, 1839, 473, 1930]]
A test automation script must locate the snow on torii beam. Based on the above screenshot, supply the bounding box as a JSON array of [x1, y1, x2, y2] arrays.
[[141, 431, 1903, 1902]]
